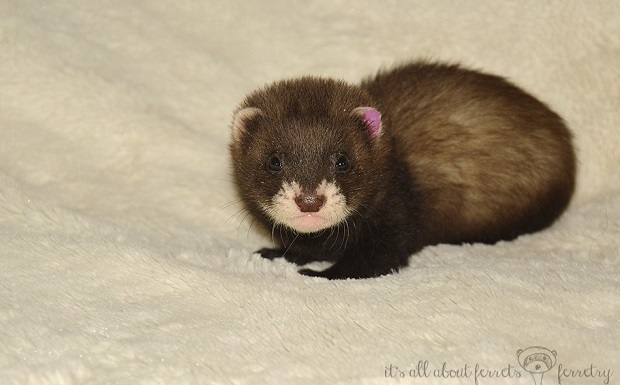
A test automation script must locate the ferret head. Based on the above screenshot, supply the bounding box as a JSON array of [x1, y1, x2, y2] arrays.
[[230, 77, 388, 234]]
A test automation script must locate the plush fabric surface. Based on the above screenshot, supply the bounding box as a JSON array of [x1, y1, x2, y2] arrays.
[[1, 1, 618, 384]]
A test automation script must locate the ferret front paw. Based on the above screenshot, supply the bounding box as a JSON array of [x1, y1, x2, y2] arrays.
[[257, 248, 314, 265], [297, 268, 323, 277], [298, 267, 350, 280], [257, 248, 284, 260], [298, 260, 399, 280]]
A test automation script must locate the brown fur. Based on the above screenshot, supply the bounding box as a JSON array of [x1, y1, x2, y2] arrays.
[[363, 62, 576, 244], [230, 61, 576, 279]]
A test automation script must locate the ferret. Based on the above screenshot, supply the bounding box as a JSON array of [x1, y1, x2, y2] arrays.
[[229, 61, 576, 279]]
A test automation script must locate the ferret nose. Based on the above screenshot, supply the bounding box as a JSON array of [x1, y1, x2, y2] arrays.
[[295, 193, 325, 213]]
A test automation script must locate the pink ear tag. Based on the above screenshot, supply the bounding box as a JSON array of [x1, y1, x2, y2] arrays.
[[353, 107, 382, 138]]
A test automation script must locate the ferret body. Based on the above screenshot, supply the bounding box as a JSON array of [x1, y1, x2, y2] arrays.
[[230, 61, 576, 279]]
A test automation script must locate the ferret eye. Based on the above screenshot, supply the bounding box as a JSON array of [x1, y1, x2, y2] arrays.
[[267, 155, 283, 173], [334, 155, 351, 173]]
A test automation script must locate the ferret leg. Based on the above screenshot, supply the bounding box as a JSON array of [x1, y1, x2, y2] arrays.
[[257, 248, 315, 265], [298, 251, 407, 280]]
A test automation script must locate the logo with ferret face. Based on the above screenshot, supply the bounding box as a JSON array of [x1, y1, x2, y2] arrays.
[[517, 346, 557, 385]]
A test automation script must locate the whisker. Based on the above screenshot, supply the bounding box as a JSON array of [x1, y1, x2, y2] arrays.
[[280, 232, 299, 260], [213, 199, 244, 215], [225, 207, 248, 227], [239, 212, 258, 238]]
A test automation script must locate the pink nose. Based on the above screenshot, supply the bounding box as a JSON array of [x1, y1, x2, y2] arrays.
[[295, 193, 325, 212]]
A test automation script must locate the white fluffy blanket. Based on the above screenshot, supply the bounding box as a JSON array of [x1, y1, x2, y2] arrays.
[[1, 1, 618, 384]]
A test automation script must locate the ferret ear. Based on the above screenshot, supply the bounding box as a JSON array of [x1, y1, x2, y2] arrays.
[[231, 107, 263, 142], [352, 107, 382, 138]]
